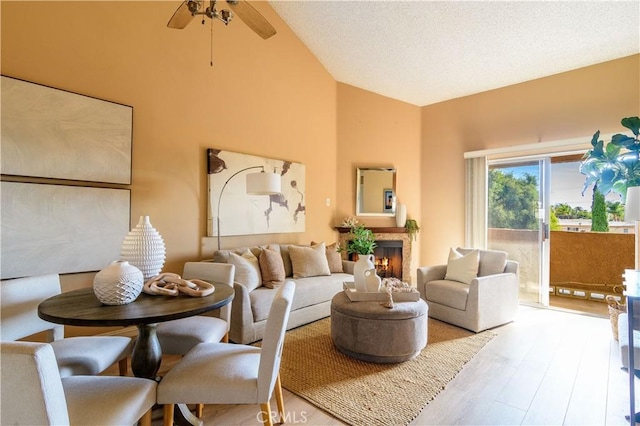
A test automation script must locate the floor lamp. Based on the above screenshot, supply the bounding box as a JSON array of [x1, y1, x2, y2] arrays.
[[215, 166, 281, 250], [626, 186, 640, 270]]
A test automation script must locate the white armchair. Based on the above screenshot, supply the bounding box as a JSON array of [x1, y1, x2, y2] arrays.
[[417, 248, 519, 332]]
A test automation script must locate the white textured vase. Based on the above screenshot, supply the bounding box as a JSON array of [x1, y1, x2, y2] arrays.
[[353, 254, 375, 292], [396, 203, 407, 227], [93, 260, 144, 305], [364, 268, 382, 292], [120, 216, 166, 280]]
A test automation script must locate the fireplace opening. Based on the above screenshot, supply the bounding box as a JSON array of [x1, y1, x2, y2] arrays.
[[373, 241, 403, 279]]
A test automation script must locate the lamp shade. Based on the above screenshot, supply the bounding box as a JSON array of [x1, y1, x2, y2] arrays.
[[246, 172, 281, 195], [626, 186, 640, 221]]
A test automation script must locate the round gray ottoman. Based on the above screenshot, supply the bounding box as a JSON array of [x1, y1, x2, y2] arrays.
[[330, 291, 428, 363]]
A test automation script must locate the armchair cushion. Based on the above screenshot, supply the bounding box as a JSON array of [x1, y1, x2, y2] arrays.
[[444, 248, 479, 284], [424, 279, 469, 310]]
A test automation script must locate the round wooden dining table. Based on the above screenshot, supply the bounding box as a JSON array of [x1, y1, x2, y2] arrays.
[[38, 283, 234, 380]]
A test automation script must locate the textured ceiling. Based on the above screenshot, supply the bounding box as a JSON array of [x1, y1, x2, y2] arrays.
[[269, 0, 640, 106]]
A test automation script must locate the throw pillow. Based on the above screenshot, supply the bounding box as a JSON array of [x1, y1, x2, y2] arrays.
[[444, 247, 479, 284], [228, 249, 262, 291], [289, 243, 331, 279], [456, 247, 508, 277], [259, 245, 286, 289], [311, 241, 344, 273]]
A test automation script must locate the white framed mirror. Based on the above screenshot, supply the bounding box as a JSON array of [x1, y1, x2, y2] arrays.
[[356, 167, 396, 216]]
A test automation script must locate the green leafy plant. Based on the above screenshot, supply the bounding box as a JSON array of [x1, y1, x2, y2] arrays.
[[343, 224, 376, 255], [580, 116, 640, 200], [405, 219, 420, 241]]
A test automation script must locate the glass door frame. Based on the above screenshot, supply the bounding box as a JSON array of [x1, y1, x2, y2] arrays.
[[487, 156, 551, 307]]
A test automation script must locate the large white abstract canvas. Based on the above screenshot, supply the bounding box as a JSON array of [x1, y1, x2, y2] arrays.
[[1, 76, 133, 184], [1, 182, 131, 279], [207, 149, 305, 237]]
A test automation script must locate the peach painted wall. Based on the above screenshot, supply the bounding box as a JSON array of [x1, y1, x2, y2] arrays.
[[336, 83, 422, 281], [420, 54, 640, 266], [1, 1, 337, 308]]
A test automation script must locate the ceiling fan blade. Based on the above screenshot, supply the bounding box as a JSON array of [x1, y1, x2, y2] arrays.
[[167, 1, 195, 29], [226, 0, 276, 39]]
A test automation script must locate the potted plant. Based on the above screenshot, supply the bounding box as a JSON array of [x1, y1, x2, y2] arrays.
[[344, 224, 377, 257], [341, 224, 377, 292], [580, 116, 640, 338], [580, 116, 640, 200], [405, 219, 420, 241]]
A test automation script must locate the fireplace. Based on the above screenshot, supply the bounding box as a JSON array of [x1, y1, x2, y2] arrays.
[[336, 227, 412, 282], [373, 241, 402, 278]]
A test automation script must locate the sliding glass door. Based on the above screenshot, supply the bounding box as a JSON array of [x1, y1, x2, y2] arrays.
[[487, 159, 550, 306]]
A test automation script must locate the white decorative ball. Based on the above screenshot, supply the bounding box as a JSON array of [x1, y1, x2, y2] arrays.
[[93, 260, 144, 305]]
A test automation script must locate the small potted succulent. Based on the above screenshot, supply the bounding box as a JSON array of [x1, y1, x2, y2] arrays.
[[405, 219, 420, 241]]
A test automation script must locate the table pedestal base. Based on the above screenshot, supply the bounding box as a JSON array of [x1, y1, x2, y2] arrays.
[[131, 323, 162, 380]]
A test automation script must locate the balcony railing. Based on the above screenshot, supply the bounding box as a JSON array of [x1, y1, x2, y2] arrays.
[[488, 228, 635, 303]]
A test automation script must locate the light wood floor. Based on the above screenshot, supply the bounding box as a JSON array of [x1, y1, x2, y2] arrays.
[[111, 305, 631, 425]]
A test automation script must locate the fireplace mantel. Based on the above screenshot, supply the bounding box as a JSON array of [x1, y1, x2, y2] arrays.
[[334, 227, 407, 234], [335, 227, 412, 282]]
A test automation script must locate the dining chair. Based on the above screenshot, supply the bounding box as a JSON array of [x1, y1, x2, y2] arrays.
[[1, 341, 156, 426], [157, 280, 295, 426], [0, 273, 132, 377], [156, 261, 236, 353]]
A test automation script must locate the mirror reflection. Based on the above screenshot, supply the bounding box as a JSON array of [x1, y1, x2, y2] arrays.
[[356, 167, 396, 216]]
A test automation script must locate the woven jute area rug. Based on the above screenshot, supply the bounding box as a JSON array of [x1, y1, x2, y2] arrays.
[[278, 317, 496, 426]]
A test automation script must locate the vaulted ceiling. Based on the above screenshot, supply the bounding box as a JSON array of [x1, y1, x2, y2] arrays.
[[270, 1, 640, 106]]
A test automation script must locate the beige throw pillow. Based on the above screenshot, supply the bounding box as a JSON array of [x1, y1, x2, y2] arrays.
[[259, 245, 286, 289], [289, 243, 331, 279], [228, 249, 262, 291], [311, 241, 343, 273], [444, 248, 479, 284]]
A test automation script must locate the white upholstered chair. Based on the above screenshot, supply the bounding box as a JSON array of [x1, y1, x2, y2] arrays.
[[1, 341, 156, 426], [0, 273, 132, 377], [157, 280, 296, 426], [156, 262, 235, 353], [417, 248, 519, 332]]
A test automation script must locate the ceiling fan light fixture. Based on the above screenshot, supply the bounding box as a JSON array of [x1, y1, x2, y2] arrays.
[[220, 9, 233, 24], [187, 0, 201, 15], [167, 0, 276, 39]]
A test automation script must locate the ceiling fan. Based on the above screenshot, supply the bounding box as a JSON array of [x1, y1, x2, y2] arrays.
[[167, 0, 276, 40]]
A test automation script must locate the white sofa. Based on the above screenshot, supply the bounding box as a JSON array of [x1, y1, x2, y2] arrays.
[[210, 243, 354, 344], [417, 248, 519, 332]]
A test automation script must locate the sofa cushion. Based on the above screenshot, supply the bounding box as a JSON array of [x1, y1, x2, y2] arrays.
[[250, 273, 350, 322], [259, 245, 285, 289], [279, 245, 294, 278], [289, 243, 331, 279], [228, 249, 262, 291], [311, 241, 343, 273], [213, 246, 263, 263], [457, 247, 508, 277], [424, 279, 469, 310], [444, 248, 479, 284]]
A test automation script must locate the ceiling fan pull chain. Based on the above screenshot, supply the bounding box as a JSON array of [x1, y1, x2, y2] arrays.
[[210, 17, 214, 67]]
